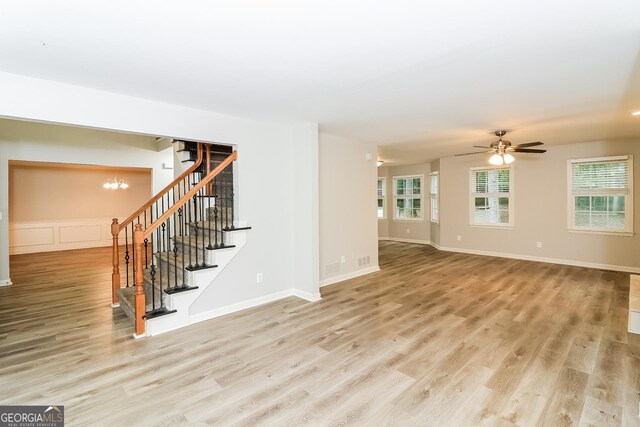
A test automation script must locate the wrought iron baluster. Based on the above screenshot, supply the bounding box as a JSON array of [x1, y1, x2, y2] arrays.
[[150, 259, 156, 311], [224, 169, 230, 230], [207, 181, 213, 250], [165, 219, 171, 292], [155, 201, 162, 309], [131, 222, 136, 286], [214, 176, 220, 249], [200, 184, 206, 266], [219, 173, 226, 247], [124, 226, 130, 287], [230, 167, 235, 230], [178, 207, 185, 286], [156, 223, 164, 307], [193, 191, 199, 267], [172, 211, 179, 290], [156, 225, 162, 309], [187, 175, 193, 269]]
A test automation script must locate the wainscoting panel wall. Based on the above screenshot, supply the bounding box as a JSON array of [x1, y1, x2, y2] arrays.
[[9, 218, 124, 254]]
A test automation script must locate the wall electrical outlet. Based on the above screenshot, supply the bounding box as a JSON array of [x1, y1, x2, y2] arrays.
[[340, 255, 346, 264], [406, 228, 410, 234], [536, 242, 543, 248], [256, 273, 263, 283], [457, 235, 462, 241]]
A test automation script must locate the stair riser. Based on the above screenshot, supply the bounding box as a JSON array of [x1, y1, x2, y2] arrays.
[[187, 225, 225, 239], [154, 255, 215, 276], [162, 242, 217, 263], [205, 207, 234, 220]]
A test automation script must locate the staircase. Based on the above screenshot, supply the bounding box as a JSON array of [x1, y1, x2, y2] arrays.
[[110, 141, 251, 337]]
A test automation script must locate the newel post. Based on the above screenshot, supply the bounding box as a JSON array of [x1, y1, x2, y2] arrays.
[[111, 218, 120, 305], [134, 224, 146, 336]]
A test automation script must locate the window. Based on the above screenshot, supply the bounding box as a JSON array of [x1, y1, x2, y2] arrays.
[[470, 166, 513, 226], [429, 172, 439, 223], [377, 178, 386, 219], [393, 175, 423, 220], [568, 156, 633, 234]]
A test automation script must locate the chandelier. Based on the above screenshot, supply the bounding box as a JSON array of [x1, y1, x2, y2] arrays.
[[103, 176, 129, 190]]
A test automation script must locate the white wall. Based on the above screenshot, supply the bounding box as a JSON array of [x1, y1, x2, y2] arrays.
[[319, 133, 379, 286], [0, 71, 320, 304], [439, 139, 640, 271], [290, 123, 320, 299]]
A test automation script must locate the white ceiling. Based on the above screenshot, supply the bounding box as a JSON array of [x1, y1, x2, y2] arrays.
[[1, 1, 639, 164]]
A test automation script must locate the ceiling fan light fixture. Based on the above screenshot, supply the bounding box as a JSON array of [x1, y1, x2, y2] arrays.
[[489, 154, 504, 165], [503, 153, 515, 164], [377, 160, 384, 167]]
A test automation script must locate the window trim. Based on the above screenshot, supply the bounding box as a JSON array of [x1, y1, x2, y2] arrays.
[[566, 155, 634, 235], [392, 174, 424, 221], [377, 177, 386, 220], [469, 165, 515, 228], [429, 171, 439, 224]]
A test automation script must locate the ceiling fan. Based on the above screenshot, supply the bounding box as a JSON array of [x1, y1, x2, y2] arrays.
[[456, 130, 546, 165]]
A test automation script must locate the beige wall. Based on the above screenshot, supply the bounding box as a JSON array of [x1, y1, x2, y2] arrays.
[[9, 162, 152, 222], [319, 133, 379, 285], [378, 162, 432, 242], [439, 139, 640, 270]]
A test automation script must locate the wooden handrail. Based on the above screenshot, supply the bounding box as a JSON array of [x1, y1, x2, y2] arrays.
[[141, 150, 237, 239], [119, 143, 204, 232]]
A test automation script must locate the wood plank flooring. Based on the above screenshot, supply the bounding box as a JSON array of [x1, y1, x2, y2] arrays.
[[1, 241, 639, 426]]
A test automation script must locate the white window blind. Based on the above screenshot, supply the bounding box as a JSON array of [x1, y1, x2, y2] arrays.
[[568, 156, 633, 233], [470, 167, 513, 226], [571, 160, 629, 194]]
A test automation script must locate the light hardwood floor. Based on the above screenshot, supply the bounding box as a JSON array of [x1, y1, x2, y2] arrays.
[[1, 241, 639, 426]]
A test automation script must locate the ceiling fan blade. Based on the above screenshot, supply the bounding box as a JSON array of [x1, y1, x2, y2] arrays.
[[512, 148, 547, 153], [472, 145, 491, 149], [513, 141, 543, 148], [455, 150, 492, 156]]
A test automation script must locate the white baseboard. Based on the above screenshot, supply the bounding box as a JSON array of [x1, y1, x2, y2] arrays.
[[189, 289, 295, 325], [189, 287, 324, 326], [0, 279, 12, 287], [320, 265, 380, 287], [437, 245, 640, 274], [379, 238, 639, 274], [291, 289, 322, 302], [379, 237, 431, 245]]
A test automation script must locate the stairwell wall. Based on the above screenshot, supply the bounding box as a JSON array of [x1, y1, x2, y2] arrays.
[[0, 71, 320, 306]]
